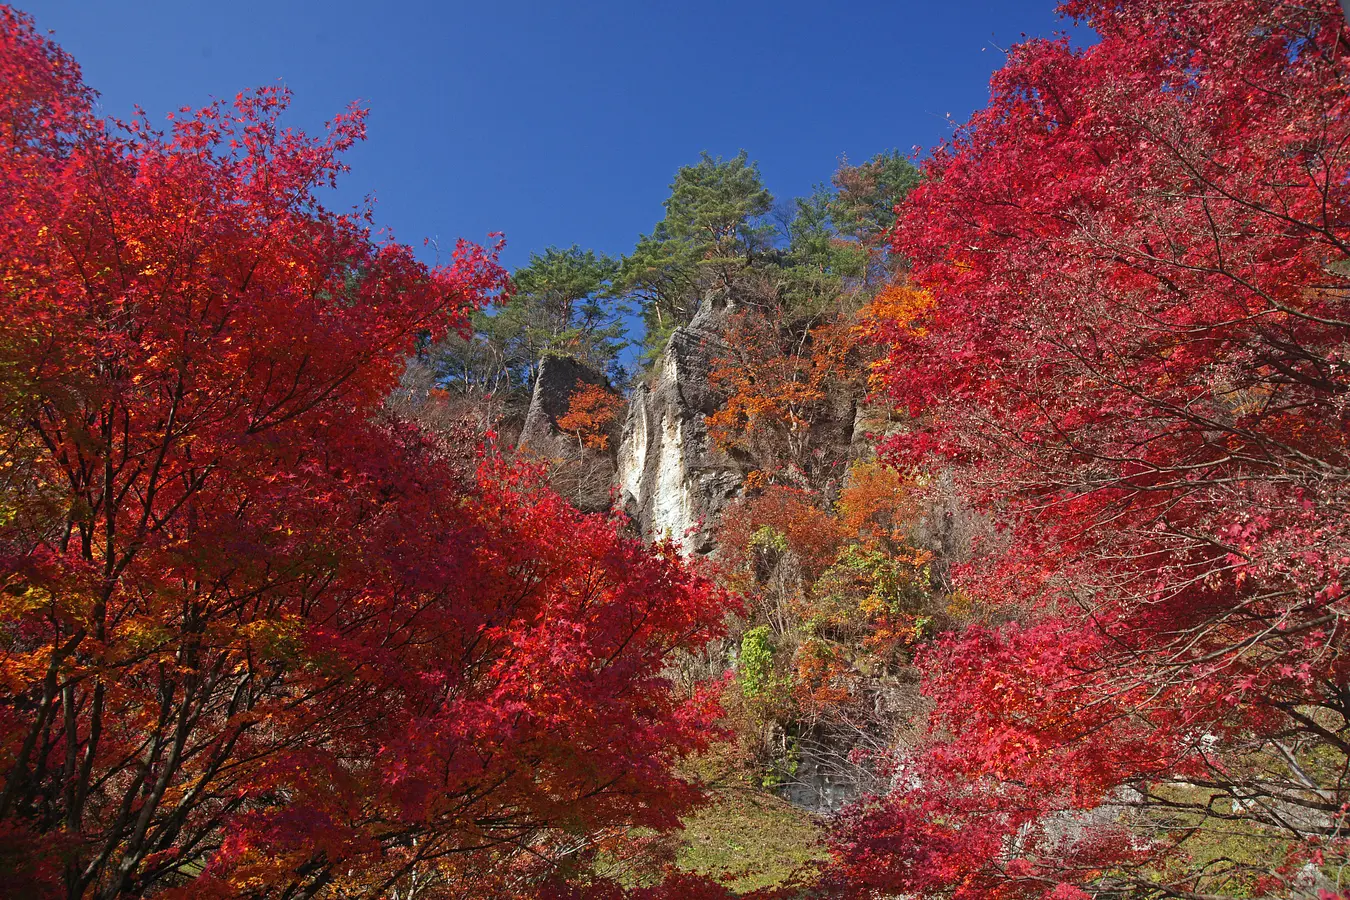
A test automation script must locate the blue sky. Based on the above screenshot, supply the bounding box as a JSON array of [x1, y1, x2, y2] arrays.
[[19, 1, 1087, 271]]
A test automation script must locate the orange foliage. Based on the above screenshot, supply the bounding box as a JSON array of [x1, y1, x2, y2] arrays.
[[717, 486, 843, 581], [743, 469, 771, 494], [556, 381, 624, 450], [856, 281, 934, 338], [793, 638, 855, 715], [836, 459, 916, 550], [855, 282, 934, 393], [707, 311, 855, 475]]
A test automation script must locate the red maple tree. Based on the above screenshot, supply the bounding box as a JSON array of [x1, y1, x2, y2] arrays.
[[833, 2, 1350, 898], [0, 9, 730, 898]]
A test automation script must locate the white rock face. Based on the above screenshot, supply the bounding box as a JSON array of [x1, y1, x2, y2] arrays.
[[617, 388, 648, 511], [651, 414, 695, 547], [616, 299, 746, 554]]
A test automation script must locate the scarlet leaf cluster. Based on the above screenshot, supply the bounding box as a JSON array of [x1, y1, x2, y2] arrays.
[[0, 10, 730, 898], [834, 2, 1350, 898]]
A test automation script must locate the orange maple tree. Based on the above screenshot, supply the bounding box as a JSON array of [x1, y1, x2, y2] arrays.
[[706, 307, 857, 481], [556, 381, 624, 451]]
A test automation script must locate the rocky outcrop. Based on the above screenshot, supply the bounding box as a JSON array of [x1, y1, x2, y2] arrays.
[[517, 354, 611, 450], [776, 674, 924, 814], [517, 354, 616, 513], [617, 298, 747, 554]]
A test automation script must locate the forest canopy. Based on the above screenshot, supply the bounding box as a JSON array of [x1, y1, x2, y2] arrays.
[[2, 1, 1349, 899]]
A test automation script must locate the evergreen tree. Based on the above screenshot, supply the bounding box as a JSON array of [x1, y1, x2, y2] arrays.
[[617, 151, 774, 357], [425, 245, 628, 397], [509, 244, 627, 379], [828, 150, 921, 281]]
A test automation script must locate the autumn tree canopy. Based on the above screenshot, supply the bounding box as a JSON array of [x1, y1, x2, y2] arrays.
[[0, 9, 734, 898], [10, 0, 1350, 897], [832, 1, 1350, 898]]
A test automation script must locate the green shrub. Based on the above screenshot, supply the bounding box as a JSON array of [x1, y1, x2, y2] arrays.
[[739, 625, 776, 699]]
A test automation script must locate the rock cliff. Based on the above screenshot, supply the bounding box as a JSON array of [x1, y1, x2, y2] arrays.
[[616, 298, 747, 554], [517, 354, 611, 450], [524, 305, 914, 817], [516, 354, 617, 513]]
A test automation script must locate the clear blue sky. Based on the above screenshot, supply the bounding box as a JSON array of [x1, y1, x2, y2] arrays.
[[19, 1, 1087, 271]]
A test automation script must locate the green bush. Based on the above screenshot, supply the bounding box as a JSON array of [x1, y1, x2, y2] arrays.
[[739, 625, 776, 699]]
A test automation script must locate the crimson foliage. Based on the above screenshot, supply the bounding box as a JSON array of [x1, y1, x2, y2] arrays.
[[834, 2, 1350, 898], [0, 10, 729, 898]]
